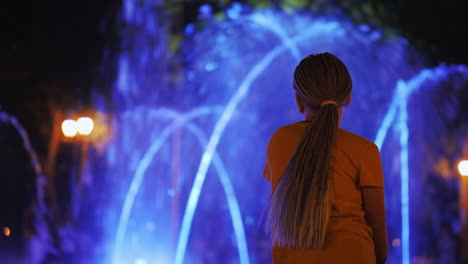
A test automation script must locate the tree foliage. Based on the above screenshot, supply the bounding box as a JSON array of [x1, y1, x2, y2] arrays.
[[161, 0, 466, 66]]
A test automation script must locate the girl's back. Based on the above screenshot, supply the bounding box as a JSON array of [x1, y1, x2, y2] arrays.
[[264, 121, 385, 263]]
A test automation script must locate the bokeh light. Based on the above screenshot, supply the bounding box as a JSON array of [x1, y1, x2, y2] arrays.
[[3, 226, 11, 237], [392, 238, 401, 247], [76, 117, 94, 135], [458, 160, 468, 176], [61, 119, 78, 137]]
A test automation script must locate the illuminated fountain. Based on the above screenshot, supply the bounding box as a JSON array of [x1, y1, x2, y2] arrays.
[[0, 112, 50, 263], [100, 2, 468, 264]]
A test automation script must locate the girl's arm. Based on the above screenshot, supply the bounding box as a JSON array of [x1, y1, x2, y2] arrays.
[[362, 186, 388, 264]]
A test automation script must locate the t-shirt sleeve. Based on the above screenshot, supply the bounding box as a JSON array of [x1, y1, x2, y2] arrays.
[[359, 143, 385, 187], [262, 125, 297, 185]]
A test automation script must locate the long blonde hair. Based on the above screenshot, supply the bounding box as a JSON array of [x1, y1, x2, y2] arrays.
[[266, 53, 352, 248]]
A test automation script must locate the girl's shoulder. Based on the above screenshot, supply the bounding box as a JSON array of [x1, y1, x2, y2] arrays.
[[270, 121, 307, 138], [336, 128, 377, 150], [266, 122, 306, 147]]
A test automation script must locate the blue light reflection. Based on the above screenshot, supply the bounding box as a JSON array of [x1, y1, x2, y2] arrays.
[[101, 2, 468, 263]]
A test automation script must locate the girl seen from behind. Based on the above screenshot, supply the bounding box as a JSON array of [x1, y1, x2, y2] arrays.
[[263, 53, 388, 264]]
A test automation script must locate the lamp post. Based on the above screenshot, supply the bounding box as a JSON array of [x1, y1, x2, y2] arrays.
[[60, 116, 96, 220], [43, 110, 110, 254]]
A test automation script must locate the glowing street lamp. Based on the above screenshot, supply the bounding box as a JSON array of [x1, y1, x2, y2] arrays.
[[61, 119, 78, 137], [460, 158, 468, 264], [61, 117, 95, 138], [48, 112, 108, 237], [77, 117, 94, 135], [458, 160, 468, 176]]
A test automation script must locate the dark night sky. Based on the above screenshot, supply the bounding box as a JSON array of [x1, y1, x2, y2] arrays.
[[0, 0, 467, 154], [1, 0, 119, 102], [384, 0, 468, 65], [2, 0, 468, 100]]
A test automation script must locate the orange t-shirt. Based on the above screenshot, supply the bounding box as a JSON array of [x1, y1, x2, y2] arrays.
[[263, 121, 385, 264]]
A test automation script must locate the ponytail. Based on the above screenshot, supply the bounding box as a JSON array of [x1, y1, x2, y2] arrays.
[[265, 102, 340, 248]]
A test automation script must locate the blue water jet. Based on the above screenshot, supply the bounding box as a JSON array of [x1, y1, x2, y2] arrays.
[[175, 22, 342, 264], [113, 106, 250, 264], [102, 2, 468, 263], [0, 112, 50, 263]]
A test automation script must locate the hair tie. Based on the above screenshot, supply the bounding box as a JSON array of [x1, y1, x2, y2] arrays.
[[321, 100, 337, 107]]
